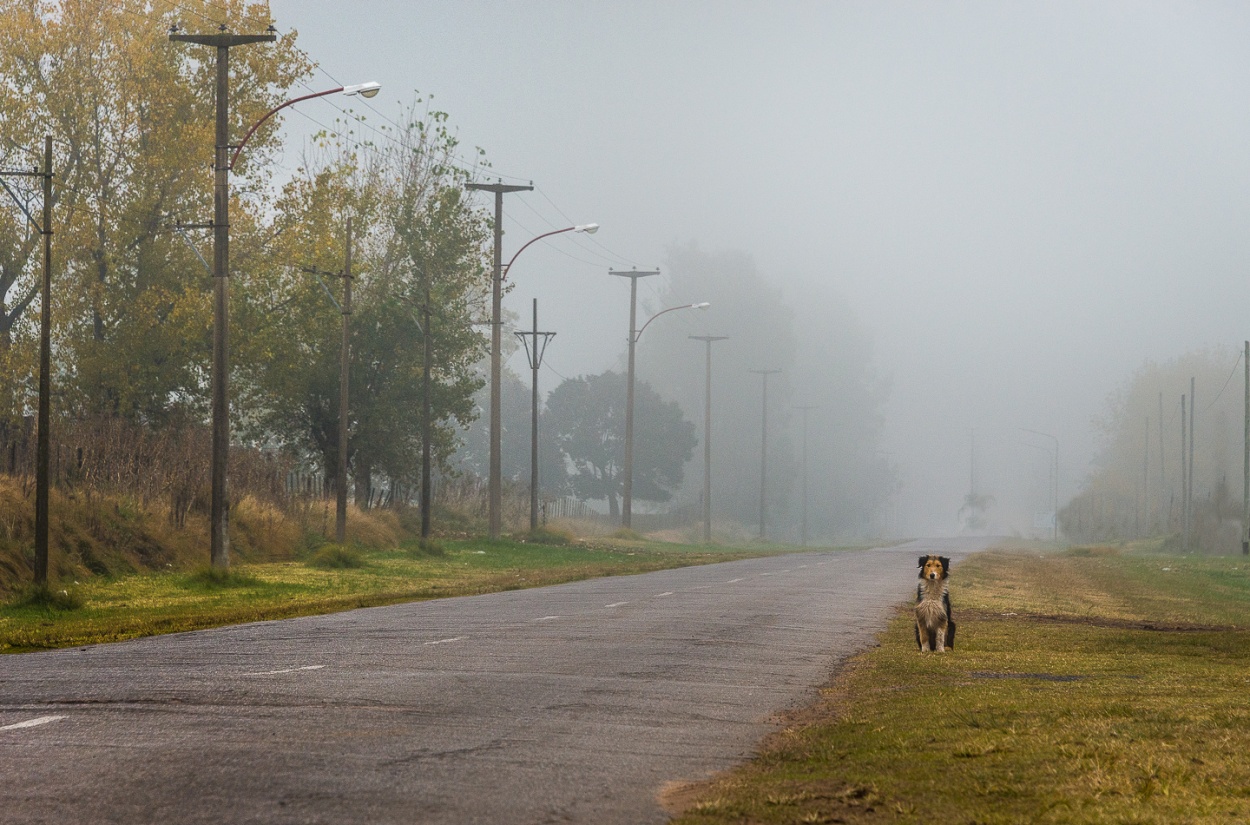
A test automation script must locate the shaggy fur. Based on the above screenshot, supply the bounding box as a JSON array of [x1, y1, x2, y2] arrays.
[[915, 554, 955, 652]]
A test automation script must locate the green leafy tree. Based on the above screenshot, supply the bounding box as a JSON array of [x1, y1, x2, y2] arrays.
[[237, 103, 491, 502], [0, 0, 310, 424], [543, 370, 696, 517]]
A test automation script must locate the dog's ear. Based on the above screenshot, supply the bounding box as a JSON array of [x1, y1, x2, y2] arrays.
[[918, 555, 927, 568], [940, 556, 951, 573]]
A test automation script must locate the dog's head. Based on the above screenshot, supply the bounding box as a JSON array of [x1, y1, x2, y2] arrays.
[[918, 555, 950, 581]]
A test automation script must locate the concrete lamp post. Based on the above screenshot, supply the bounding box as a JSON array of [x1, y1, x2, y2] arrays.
[[619, 300, 710, 528]]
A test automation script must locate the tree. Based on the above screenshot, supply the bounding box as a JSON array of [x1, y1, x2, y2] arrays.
[[1060, 347, 1245, 550], [543, 371, 696, 517], [0, 0, 311, 424], [236, 101, 491, 503]]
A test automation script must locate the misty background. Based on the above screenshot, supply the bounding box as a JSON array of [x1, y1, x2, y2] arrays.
[[268, 1, 1250, 539]]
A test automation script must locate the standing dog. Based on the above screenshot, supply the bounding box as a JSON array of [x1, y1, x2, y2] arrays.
[[915, 555, 955, 652]]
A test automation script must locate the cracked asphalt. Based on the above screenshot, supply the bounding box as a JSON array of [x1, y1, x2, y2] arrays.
[[0, 537, 993, 824]]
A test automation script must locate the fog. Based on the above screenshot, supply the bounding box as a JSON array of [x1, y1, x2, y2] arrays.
[[269, 1, 1250, 538]]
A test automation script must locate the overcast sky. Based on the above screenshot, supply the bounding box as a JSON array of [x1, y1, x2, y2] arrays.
[[265, 1, 1250, 535]]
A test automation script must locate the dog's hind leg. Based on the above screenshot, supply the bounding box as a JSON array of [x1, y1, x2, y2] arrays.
[[946, 619, 956, 650]]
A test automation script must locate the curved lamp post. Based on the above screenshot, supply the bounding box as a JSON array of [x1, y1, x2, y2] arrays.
[[620, 300, 710, 528], [474, 220, 598, 539], [171, 24, 379, 571]]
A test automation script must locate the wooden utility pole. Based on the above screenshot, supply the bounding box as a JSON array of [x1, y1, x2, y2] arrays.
[[1158, 392, 1166, 519], [1189, 378, 1195, 551], [690, 335, 728, 543], [334, 218, 352, 543], [751, 369, 782, 541], [3, 135, 57, 583], [1244, 342, 1249, 554], [421, 277, 433, 538], [1181, 393, 1188, 552], [464, 181, 532, 539], [515, 299, 556, 531], [794, 405, 819, 547], [170, 30, 276, 570]]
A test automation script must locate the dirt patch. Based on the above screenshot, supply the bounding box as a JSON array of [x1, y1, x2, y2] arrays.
[[963, 607, 1243, 633]]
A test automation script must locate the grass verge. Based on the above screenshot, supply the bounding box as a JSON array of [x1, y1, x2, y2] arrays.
[[667, 543, 1250, 824], [0, 536, 780, 653]]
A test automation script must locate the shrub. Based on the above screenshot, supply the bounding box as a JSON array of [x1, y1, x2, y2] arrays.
[[11, 583, 83, 611], [307, 545, 367, 569], [526, 525, 574, 546]]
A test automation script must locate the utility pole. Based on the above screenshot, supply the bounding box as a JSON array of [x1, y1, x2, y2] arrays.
[[794, 404, 819, 547], [611, 268, 660, 528], [751, 369, 781, 541], [1142, 416, 1149, 537], [170, 29, 276, 570], [421, 275, 433, 539], [690, 335, 728, 543], [2, 138, 56, 584], [515, 299, 556, 531], [1181, 393, 1188, 552], [1159, 392, 1166, 521], [1244, 341, 1249, 555], [1189, 378, 1196, 551], [465, 180, 532, 539], [335, 218, 352, 542]]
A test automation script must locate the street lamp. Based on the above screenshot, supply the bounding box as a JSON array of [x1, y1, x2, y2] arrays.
[[462, 202, 598, 539], [617, 296, 710, 528], [690, 335, 728, 543], [751, 369, 782, 541], [172, 25, 378, 570]]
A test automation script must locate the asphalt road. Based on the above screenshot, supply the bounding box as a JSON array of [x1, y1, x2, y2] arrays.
[[0, 537, 994, 824]]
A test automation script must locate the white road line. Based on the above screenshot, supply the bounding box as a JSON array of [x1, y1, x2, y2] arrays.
[[241, 665, 325, 677], [423, 637, 463, 646], [726, 578, 744, 583], [1, 715, 65, 731], [605, 602, 629, 608], [656, 591, 674, 597], [534, 616, 561, 622]]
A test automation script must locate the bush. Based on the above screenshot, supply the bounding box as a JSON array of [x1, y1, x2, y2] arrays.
[[609, 527, 643, 541], [307, 545, 367, 569], [405, 537, 447, 558], [526, 525, 574, 546], [183, 566, 261, 589], [11, 583, 83, 611]]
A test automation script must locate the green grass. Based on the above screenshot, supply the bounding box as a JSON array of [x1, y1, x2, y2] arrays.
[[0, 536, 776, 653], [668, 544, 1250, 824]]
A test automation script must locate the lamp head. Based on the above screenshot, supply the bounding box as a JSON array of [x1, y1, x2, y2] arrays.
[[343, 82, 382, 99], [574, 223, 600, 234], [692, 302, 711, 310]]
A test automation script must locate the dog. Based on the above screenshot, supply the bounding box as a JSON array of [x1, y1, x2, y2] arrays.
[[915, 554, 955, 653]]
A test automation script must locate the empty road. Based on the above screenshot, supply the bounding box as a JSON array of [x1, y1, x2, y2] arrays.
[[0, 537, 992, 824]]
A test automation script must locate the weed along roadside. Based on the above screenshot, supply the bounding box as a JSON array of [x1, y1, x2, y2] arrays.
[[668, 543, 1250, 824], [0, 529, 782, 653]]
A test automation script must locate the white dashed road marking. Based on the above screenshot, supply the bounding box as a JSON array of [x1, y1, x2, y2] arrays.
[[424, 637, 463, 646], [605, 602, 629, 608], [242, 665, 325, 677], [726, 578, 744, 583], [656, 592, 674, 597], [1, 715, 65, 731], [535, 616, 560, 622]]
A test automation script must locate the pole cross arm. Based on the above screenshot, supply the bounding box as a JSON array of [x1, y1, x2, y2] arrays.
[[515, 330, 556, 371]]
